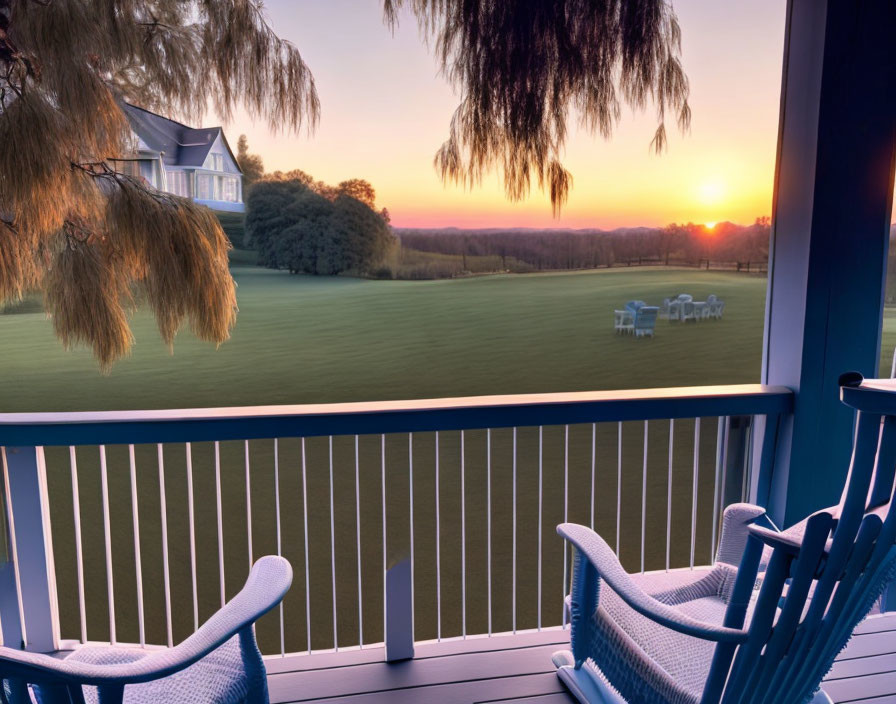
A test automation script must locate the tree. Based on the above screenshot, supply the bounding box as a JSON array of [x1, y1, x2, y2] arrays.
[[659, 224, 687, 265], [243, 179, 305, 259], [274, 189, 336, 274], [384, 0, 690, 214], [261, 173, 379, 209], [264, 169, 317, 188], [336, 179, 377, 209], [0, 0, 318, 368], [246, 177, 395, 276], [236, 134, 265, 188], [330, 194, 395, 273]]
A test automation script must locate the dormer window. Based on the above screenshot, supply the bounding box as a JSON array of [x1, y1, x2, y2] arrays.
[[212, 153, 224, 171]]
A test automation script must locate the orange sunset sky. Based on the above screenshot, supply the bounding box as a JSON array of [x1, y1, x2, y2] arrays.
[[223, 1, 787, 229]]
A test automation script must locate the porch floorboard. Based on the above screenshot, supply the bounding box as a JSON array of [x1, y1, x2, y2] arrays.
[[267, 614, 896, 703]]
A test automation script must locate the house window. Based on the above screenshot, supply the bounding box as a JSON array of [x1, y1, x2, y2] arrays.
[[111, 159, 158, 188], [222, 176, 240, 202], [138, 161, 158, 188], [212, 153, 224, 171], [195, 173, 239, 201], [167, 171, 191, 197], [196, 174, 214, 200]]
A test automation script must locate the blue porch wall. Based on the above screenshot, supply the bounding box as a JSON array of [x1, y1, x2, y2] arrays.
[[195, 199, 245, 213]]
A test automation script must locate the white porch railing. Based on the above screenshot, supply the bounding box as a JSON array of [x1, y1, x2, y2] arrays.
[[0, 384, 792, 661]]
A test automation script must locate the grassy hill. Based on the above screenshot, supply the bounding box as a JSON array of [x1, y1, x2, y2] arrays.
[[0, 267, 769, 411]]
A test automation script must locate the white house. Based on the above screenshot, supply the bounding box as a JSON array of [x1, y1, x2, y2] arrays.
[[117, 104, 245, 213]]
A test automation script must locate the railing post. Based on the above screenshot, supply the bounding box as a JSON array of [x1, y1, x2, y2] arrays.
[[749, 413, 782, 517], [720, 416, 750, 507], [0, 517, 22, 650], [384, 557, 413, 662], [1, 447, 59, 652]]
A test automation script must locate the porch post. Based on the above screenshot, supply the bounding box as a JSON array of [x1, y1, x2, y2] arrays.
[[384, 558, 414, 662], [1, 447, 59, 652], [759, 0, 896, 525]]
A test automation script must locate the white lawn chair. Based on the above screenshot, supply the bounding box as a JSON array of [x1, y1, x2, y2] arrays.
[[667, 299, 681, 321], [614, 309, 634, 334], [680, 300, 696, 322], [658, 298, 672, 320], [633, 306, 658, 337], [694, 301, 711, 320], [670, 294, 692, 323]]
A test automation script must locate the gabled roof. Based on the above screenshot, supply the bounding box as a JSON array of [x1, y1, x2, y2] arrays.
[[122, 104, 242, 173], [178, 127, 223, 167]]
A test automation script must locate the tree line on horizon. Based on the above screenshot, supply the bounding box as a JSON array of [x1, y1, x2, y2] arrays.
[[396, 218, 772, 274]]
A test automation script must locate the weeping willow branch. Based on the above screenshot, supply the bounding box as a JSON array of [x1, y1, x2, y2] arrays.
[[385, 0, 691, 213], [0, 0, 317, 368]]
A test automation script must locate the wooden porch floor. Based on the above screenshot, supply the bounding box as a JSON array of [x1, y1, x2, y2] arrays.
[[266, 614, 896, 703]]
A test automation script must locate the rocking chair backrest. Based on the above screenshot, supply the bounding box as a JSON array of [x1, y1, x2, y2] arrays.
[[706, 374, 896, 704]]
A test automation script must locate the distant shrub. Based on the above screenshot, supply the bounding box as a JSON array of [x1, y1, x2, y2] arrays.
[[228, 248, 259, 266], [213, 211, 247, 248], [246, 180, 395, 276], [369, 266, 394, 280], [384, 246, 535, 279], [393, 261, 461, 280]]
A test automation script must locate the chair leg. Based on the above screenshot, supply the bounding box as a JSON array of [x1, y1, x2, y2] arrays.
[[97, 684, 124, 704], [553, 650, 627, 704]]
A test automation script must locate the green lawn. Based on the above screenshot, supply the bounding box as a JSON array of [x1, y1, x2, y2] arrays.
[[1, 266, 772, 413], [7, 267, 896, 654]]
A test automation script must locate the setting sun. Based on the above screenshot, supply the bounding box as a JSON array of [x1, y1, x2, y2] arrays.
[[705, 221, 717, 229], [698, 180, 726, 205]]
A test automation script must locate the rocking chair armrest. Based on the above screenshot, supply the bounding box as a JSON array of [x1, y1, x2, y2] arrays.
[[747, 514, 832, 558], [715, 503, 769, 566], [749, 524, 803, 556], [0, 556, 292, 687], [558, 523, 749, 644]]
